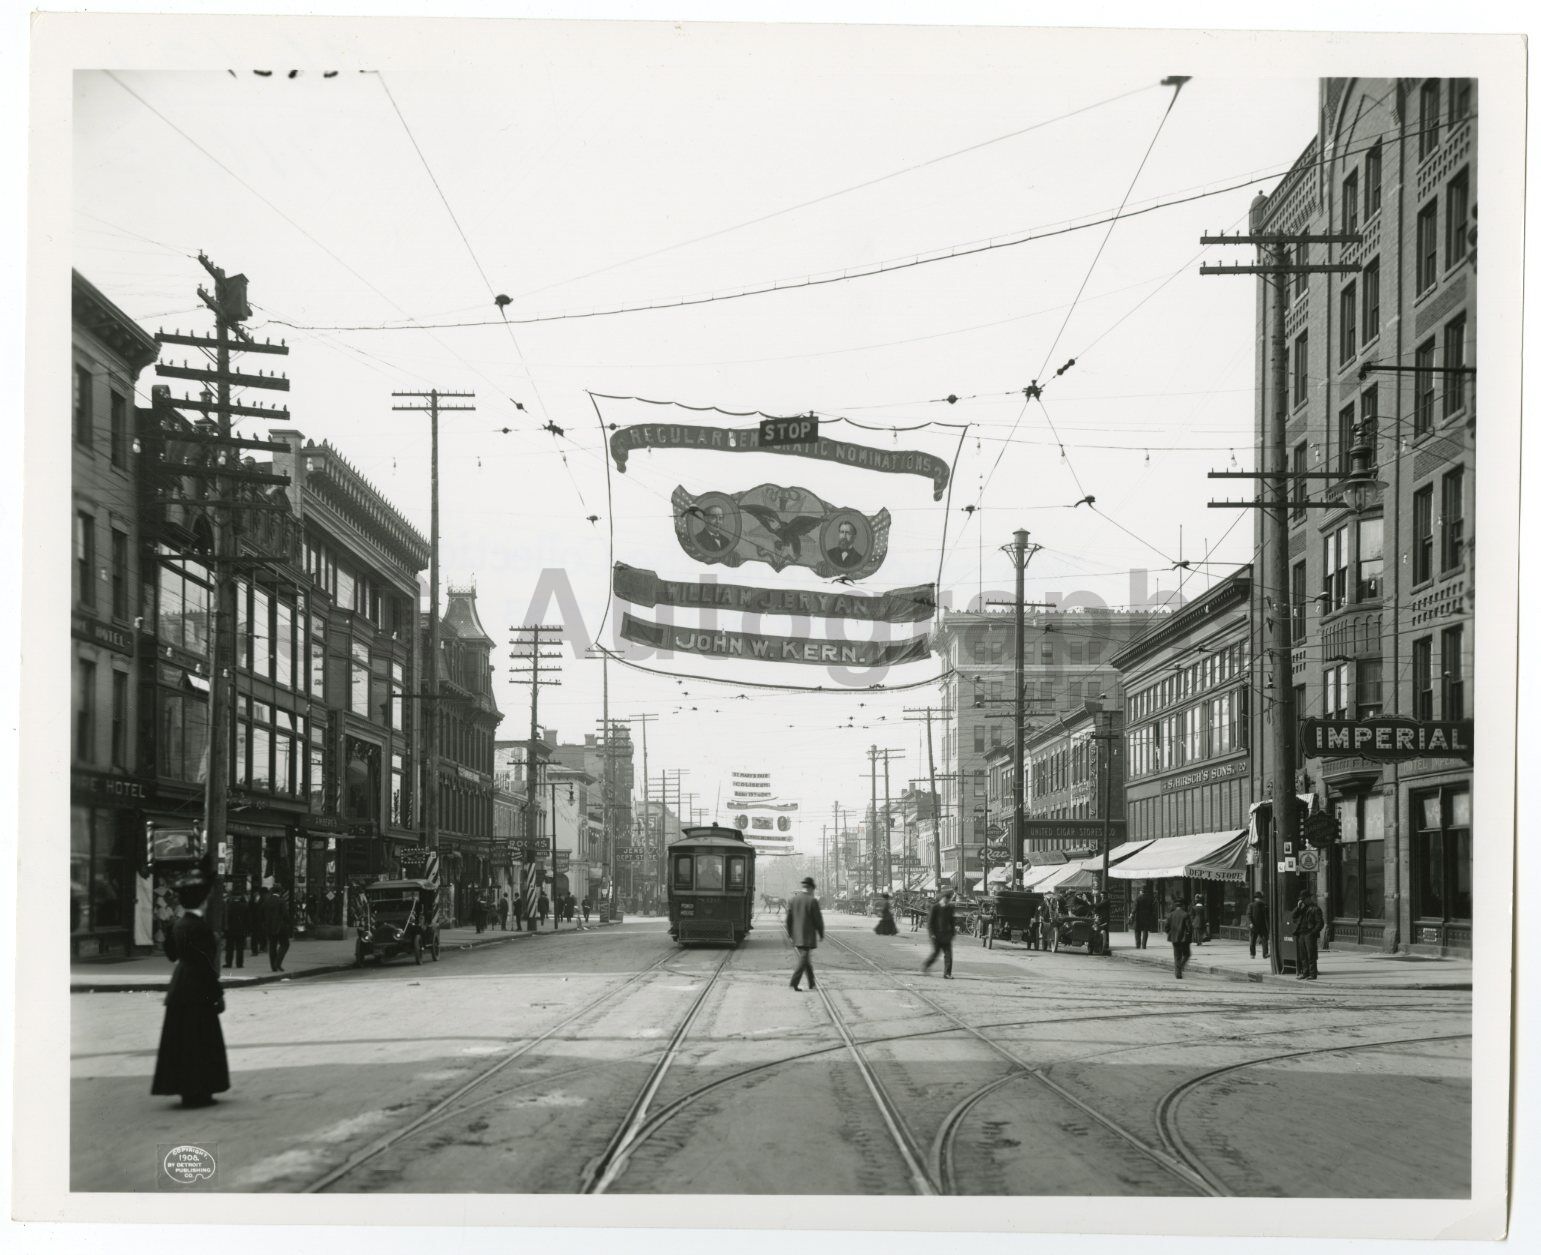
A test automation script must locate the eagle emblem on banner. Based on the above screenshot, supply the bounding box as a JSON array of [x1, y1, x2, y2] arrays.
[[673, 483, 890, 580]]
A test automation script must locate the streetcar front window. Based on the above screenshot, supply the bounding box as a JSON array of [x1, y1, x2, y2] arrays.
[[672, 855, 693, 889], [727, 856, 745, 888], [696, 854, 725, 890]]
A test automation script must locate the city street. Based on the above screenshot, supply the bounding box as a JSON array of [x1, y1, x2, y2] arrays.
[[72, 911, 1471, 1196]]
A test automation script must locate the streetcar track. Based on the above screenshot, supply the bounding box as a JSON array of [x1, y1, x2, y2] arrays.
[[299, 946, 694, 1193], [1151, 1030, 1473, 1195], [580, 948, 736, 1194]]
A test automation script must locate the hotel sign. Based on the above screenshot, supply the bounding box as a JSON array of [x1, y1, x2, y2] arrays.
[[1301, 718, 1474, 763]]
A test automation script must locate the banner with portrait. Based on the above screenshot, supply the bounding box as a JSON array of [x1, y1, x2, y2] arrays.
[[595, 393, 964, 686]]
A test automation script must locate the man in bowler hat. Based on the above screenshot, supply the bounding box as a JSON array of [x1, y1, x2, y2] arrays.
[[785, 877, 825, 991]]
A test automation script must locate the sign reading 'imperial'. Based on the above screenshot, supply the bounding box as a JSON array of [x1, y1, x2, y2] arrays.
[[608, 423, 952, 499], [1300, 717, 1474, 762]]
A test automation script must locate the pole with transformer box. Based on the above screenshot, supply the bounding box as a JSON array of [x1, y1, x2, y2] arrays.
[[1201, 228, 1361, 975], [151, 255, 291, 920]]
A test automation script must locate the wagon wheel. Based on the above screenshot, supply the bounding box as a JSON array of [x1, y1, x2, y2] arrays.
[[413, 934, 424, 965]]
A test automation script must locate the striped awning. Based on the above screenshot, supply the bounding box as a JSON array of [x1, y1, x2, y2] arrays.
[[1107, 830, 1250, 884]]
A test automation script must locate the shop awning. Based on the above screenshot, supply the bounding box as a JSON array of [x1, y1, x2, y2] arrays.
[[1065, 839, 1155, 874], [1036, 863, 1099, 893], [1107, 829, 1250, 883]]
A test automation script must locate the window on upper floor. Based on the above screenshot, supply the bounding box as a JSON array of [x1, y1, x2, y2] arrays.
[[1341, 169, 1359, 234], [1412, 486, 1435, 584], [74, 365, 93, 447], [1338, 281, 1358, 365], [1416, 200, 1439, 293], [1324, 663, 1349, 720], [1441, 625, 1465, 721], [1357, 516, 1384, 601], [1418, 79, 1441, 159], [1322, 525, 1348, 612], [1355, 658, 1384, 719], [1361, 257, 1380, 344], [1441, 466, 1465, 573], [1414, 339, 1437, 436], [1292, 331, 1309, 408], [109, 392, 128, 469], [1446, 168, 1470, 268], [1442, 315, 1467, 417], [1447, 78, 1472, 127], [1364, 142, 1382, 217], [75, 511, 95, 610]]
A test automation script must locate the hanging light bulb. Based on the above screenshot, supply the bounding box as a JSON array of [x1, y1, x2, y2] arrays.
[[1228, 448, 1239, 469]]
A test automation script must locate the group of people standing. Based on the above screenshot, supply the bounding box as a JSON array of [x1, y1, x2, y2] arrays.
[[1160, 887, 1324, 980], [218, 881, 292, 973], [467, 886, 592, 933]]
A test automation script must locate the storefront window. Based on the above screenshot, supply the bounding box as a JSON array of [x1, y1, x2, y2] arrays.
[[1413, 785, 1472, 922], [390, 751, 406, 826], [344, 737, 381, 821]]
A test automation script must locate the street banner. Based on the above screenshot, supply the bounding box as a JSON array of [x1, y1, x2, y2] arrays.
[[672, 483, 891, 580], [596, 393, 960, 687], [621, 613, 931, 668], [608, 419, 952, 500], [613, 563, 933, 623]]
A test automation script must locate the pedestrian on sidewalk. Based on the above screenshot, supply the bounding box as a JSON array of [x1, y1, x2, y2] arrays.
[[151, 871, 229, 1110], [263, 887, 292, 973], [922, 889, 957, 978], [1247, 892, 1270, 959], [1190, 895, 1208, 945], [581, 896, 592, 924], [222, 883, 249, 970], [786, 877, 824, 991], [498, 891, 510, 931], [1132, 887, 1157, 950], [537, 890, 550, 930], [1291, 888, 1324, 980], [249, 884, 268, 956], [471, 892, 486, 934], [512, 890, 525, 932], [874, 893, 898, 936], [1164, 896, 1193, 980]]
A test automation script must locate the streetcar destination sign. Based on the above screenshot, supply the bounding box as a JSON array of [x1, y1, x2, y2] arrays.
[[1300, 717, 1473, 762]]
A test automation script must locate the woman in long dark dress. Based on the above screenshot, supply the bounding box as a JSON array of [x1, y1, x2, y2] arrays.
[[151, 877, 229, 1109], [874, 893, 899, 936]]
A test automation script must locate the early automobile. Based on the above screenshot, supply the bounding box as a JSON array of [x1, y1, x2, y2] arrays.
[[354, 878, 442, 966]]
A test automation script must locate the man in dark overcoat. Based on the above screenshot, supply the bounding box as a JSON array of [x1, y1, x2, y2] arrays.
[[249, 884, 268, 955], [923, 889, 958, 977], [1247, 891, 1270, 959], [1132, 887, 1158, 950], [1291, 889, 1324, 979], [785, 877, 825, 991], [262, 887, 292, 973], [222, 883, 249, 969], [1164, 896, 1193, 979]]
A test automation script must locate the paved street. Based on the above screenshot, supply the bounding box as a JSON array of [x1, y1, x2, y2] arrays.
[[72, 912, 1471, 1196]]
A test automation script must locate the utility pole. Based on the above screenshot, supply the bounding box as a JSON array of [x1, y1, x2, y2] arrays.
[[1003, 529, 1042, 888], [625, 713, 658, 900], [868, 747, 879, 896], [510, 624, 562, 922], [152, 256, 290, 908], [393, 389, 475, 853], [1202, 228, 1360, 975], [903, 707, 946, 889]]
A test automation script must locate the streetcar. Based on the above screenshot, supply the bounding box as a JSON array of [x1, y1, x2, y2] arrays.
[[666, 825, 757, 946]]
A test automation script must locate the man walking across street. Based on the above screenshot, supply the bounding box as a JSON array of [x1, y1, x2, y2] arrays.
[[1291, 888, 1324, 979], [263, 886, 292, 973], [922, 889, 957, 978], [1132, 886, 1157, 950], [1247, 891, 1271, 959], [1164, 896, 1193, 980], [785, 877, 825, 991]]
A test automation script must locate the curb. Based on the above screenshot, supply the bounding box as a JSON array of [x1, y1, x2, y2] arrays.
[[1100, 946, 1471, 991], [69, 921, 619, 994]]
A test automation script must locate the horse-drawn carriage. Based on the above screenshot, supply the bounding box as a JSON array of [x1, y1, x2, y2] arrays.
[[1041, 891, 1110, 954]]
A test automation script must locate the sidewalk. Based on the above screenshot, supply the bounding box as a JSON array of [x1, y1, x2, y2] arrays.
[[71, 919, 611, 994], [987, 929, 1472, 991], [1104, 930, 1472, 990]]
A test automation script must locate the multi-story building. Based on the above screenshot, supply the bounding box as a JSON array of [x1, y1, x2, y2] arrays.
[[1111, 570, 1253, 931], [70, 272, 159, 956], [552, 727, 635, 907], [933, 607, 1157, 886], [425, 585, 503, 922], [1250, 78, 1475, 956], [545, 761, 595, 907]]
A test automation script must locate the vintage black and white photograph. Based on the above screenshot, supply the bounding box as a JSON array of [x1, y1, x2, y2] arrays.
[[13, 5, 1527, 1239]]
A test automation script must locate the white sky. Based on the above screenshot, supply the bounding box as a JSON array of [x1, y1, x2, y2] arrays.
[[71, 30, 1329, 848]]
